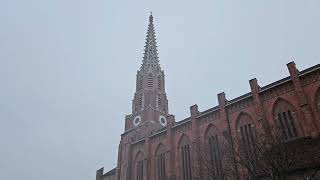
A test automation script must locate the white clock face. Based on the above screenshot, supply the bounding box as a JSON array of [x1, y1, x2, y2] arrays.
[[159, 115, 167, 127], [133, 116, 141, 127]]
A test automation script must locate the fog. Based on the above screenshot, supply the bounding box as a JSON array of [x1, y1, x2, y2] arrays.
[[0, 0, 319, 180]]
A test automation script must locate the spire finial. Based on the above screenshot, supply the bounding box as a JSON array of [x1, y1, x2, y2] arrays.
[[149, 12, 153, 23]]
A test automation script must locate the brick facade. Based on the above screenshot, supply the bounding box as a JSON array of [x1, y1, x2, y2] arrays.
[[96, 14, 320, 180]]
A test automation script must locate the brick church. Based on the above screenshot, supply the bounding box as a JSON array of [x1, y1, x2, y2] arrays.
[[96, 14, 320, 180]]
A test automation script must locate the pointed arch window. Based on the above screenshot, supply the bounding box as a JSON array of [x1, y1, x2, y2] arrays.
[[236, 114, 256, 161], [209, 135, 223, 179], [274, 99, 298, 140], [179, 136, 192, 180], [155, 144, 166, 180], [136, 160, 144, 180], [240, 124, 256, 156], [135, 152, 144, 180]]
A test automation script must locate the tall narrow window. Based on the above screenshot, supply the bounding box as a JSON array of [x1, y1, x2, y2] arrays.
[[238, 122, 257, 177], [136, 78, 139, 90], [179, 136, 192, 180], [208, 135, 223, 179], [138, 94, 143, 108], [158, 76, 161, 90], [181, 144, 192, 180], [157, 94, 161, 108], [135, 152, 144, 180], [155, 144, 166, 180], [136, 160, 144, 180], [276, 110, 298, 139], [274, 99, 299, 140], [139, 79, 143, 90], [240, 124, 255, 157], [236, 113, 256, 172], [148, 75, 153, 88], [316, 90, 320, 111], [157, 152, 166, 180]]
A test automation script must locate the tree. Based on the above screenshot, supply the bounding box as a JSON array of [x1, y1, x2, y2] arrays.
[[194, 125, 300, 180], [225, 126, 298, 180], [194, 134, 237, 180]]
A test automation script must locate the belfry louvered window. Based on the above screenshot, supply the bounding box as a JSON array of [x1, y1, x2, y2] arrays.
[[138, 94, 143, 108], [157, 94, 161, 108], [158, 76, 161, 89], [181, 144, 192, 180], [208, 135, 223, 179], [147, 75, 153, 88], [157, 152, 166, 180], [136, 160, 144, 180]]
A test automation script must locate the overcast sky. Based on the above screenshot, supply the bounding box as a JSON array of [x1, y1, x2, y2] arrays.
[[0, 0, 319, 180]]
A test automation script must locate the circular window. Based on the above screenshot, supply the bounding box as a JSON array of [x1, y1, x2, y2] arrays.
[[133, 116, 141, 127], [159, 115, 167, 126]]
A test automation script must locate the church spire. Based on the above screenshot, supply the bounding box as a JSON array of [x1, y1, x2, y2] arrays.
[[132, 13, 168, 114], [141, 13, 161, 72]]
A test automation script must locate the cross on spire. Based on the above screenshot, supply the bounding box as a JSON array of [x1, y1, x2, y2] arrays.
[[140, 13, 161, 72]]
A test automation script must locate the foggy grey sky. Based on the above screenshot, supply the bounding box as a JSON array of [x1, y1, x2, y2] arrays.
[[0, 0, 319, 180]]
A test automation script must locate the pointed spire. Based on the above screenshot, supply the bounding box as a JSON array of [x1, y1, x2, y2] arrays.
[[141, 13, 161, 72]]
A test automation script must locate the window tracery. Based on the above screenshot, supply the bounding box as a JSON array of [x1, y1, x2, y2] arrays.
[[206, 129, 223, 179], [273, 99, 298, 140], [236, 113, 256, 159], [155, 144, 166, 180], [135, 152, 144, 180], [179, 135, 192, 180]]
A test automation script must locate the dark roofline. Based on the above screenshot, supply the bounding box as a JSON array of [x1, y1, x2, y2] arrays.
[[197, 105, 219, 118], [226, 92, 253, 106], [194, 63, 319, 119], [260, 76, 291, 92], [260, 63, 320, 92], [103, 167, 116, 176], [299, 63, 320, 75], [172, 117, 191, 128], [121, 128, 133, 136]]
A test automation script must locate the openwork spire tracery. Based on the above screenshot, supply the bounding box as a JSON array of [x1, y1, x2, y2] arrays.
[[141, 13, 161, 72]]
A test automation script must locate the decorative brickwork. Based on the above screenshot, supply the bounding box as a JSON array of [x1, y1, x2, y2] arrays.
[[96, 14, 320, 180]]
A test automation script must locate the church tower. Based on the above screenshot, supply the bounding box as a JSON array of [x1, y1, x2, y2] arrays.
[[124, 13, 169, 134], [115, 14, 173, 180]]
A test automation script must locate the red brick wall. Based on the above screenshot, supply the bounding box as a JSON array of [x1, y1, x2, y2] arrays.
[[110, 62, 320, 180]]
